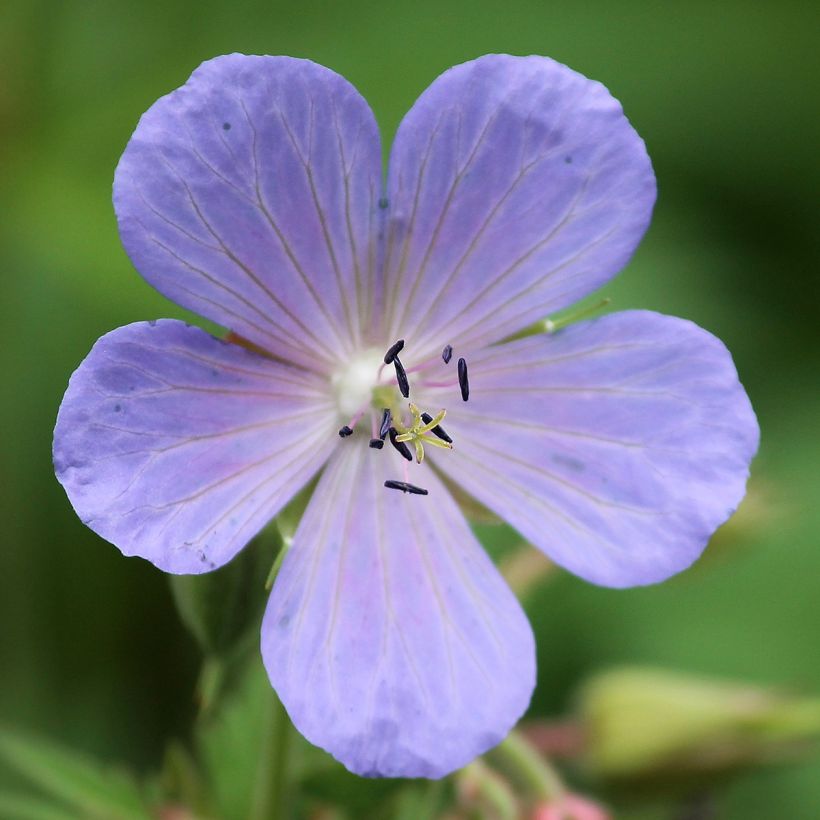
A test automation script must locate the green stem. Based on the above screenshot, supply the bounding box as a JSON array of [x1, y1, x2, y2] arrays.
[[248, 691, 291, 820], [196, 656, 225, 716], [265, 535, 291, 591], [457, 759, 518, 820], [491, 730, 565, 801]]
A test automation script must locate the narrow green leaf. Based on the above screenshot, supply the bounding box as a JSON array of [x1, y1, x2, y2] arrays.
[[0, 794, 81, 820], [0, 728, 148, 819], [157, 740, 212, 818], [196, 661, 276, 820]]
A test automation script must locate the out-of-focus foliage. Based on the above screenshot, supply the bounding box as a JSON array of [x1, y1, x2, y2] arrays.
[[0, 729, 147, 819], [1, 1, 818, 818], [171, 531, 280, 660], [579, 667, 820, 782]]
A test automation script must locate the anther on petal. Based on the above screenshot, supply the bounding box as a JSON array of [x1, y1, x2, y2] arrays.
[[394, 357, 410, 398], [442, 344, 453, 364], [421, 412, 453, 444], [379, 408, 392, 440], [384, 480, 428, 496], [457, 357, 470, 401], [388, 427, 413, 462], [383, 339, 405, 365], [369, 438, 385, 449], [338, 425, 353, 438]]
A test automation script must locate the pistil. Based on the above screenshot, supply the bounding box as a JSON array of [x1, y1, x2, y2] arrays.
[[393, 402, 453, 464]]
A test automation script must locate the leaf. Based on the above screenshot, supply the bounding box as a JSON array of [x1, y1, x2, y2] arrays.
[[196, 661, 282, 820], [156, 740, 212, 818], [0, 794, 82, 820], [169, 526, 282, 658], [298, 764, 401, 819], [0, 727, 148, 819]]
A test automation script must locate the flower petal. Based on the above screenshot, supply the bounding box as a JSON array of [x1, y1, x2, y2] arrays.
[[114, 54, 381, 372], [54, 320, 336, 573], [262, 443, 535, 778], [434, 311, 759, 587], [381, 54, 655, 356]]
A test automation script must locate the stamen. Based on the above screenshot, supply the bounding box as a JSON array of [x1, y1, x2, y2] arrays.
[[421, 412, 453, 444], [383, 339, 405, 364], [384, 480, 428, 496], [369, 438, 385, 449], [394, 357, 410, 398], [379, 408, 392, 440], [338, 425, 353, 438], [388, 427, 413, 462], [457, 357, 470, 401], [442, 344, 453, 364]]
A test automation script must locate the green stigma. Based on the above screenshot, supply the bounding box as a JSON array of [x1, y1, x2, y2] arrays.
[[394, 402, 453, 464]]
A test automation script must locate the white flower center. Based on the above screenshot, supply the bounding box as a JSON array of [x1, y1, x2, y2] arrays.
[[331, 348, 384, 418]]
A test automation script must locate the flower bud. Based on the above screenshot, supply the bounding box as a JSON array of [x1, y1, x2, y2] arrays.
[[578, 667, 820, 783]]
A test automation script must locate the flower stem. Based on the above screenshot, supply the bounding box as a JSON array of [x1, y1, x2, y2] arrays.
[[196, 656, 225, 715], [456, 759, 518, 819], [248, 690, 291, 820], [490, 729, 565, 801]]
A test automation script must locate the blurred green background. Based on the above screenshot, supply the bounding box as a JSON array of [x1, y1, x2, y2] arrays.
[[1, 0, 818, 817]]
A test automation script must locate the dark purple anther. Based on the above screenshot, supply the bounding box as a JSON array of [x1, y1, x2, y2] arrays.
[[421, 412, 453, 444], [384, 480, 428, 495], [457, 358, 469, 401], [388, 427, 413, 462], [383, 339, 405, 364], [442, 344, 453, 364], [338, 425, 353, 437], [394, 357, 410, 398], [379, 409, 392, 440]]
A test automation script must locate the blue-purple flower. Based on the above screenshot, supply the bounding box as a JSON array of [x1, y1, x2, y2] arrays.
[[53, 54, 759, 778]]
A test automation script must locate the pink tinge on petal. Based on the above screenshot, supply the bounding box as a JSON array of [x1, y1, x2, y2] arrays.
[[53, 320, 336, 573], [262, 442, 535, 778], [114, 54, 382, 372], [381, 54, 655, 358], [434, 310, 759, 588]]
